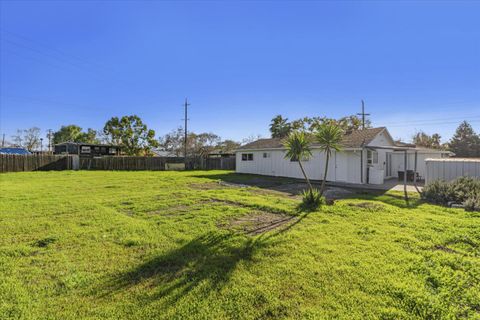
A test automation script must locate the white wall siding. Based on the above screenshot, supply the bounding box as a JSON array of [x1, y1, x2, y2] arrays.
[[236, 149, 361, 183], [369, 131, 393, 147], [425, 159, 480, 184]]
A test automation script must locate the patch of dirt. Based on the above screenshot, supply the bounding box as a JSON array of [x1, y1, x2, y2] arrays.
[[188, 182, 228, 190], [146, 200, 214, 216], [347, 202, 386, 211], [219, 211, 297, 235], [271, 183, 308, 195], [219, 181, 249, 188], [323, 187, 354, 199]]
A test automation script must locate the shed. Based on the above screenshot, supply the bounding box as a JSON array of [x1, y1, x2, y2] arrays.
[[54, 142, 121, 158]]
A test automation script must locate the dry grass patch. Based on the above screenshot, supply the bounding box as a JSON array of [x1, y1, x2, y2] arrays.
[[219, 211, 296, 235], [347, 201, 386, 211]]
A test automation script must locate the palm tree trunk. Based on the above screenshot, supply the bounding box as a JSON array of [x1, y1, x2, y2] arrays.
[[298, 160, 313, 194], [320, 151, 330, 196]]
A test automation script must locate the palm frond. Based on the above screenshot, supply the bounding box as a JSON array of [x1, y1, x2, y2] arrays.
[[283, 131, 312, 161], [315, 123, 344, 153]]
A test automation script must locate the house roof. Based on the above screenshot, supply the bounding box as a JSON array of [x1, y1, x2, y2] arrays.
[[238, 127, 388, 150], [341, 127, 387, 148]]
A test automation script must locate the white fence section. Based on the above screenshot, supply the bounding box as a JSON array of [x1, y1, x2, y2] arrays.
[[425, 158, 480, 184]]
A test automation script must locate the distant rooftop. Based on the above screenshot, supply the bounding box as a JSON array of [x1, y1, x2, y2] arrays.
[[0, 147, 31, 155]]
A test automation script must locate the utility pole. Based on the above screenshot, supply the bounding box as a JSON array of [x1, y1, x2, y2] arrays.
[[1, 133, 5, 147], [357, 100, 370, 130], [47, 129, 53, 152], [183, 98, 190, 161]]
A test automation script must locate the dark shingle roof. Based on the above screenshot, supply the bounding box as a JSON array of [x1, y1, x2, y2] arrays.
[[340, 127, 386, 148], [238, 127, 387, 150]]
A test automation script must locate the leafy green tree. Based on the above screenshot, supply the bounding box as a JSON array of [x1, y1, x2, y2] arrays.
[[217, 139, 241, 153], [270, 114, 369, 137], [283, 131, 314, 195], [412, 131, 443, 149], [449, 121, 480, 157], [82, 128, 99, 144], [53, 125, 83, 144], [52, 125, 99, 144], [270, 115, 291, 138], [103, 115, 159, 155], [315, 123, 343, 196]]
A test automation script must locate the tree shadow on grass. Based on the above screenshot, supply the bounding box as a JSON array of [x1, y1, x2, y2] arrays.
[[96, 230, 281, 310], [348, 191, 424, 209]]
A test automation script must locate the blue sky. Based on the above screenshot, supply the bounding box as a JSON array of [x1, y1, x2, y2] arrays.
[[1, 1, 479, 145]]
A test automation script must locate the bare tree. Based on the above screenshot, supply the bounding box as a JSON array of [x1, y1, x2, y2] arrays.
[[242, 134, 263, 145], [11, 127, 42, 151], [11, 129, 24, 147]]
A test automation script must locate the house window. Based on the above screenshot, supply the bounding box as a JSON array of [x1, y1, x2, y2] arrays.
[[109, 147, 116, 154], [367, 150, 378, 165], [80, 146, 91, 153], [263, 152, 271, 158], [241, 153, 253, 161]]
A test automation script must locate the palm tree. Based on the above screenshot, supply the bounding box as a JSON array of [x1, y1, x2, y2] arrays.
[[315, 123, 343, 196], [283, 131, 314, 195]]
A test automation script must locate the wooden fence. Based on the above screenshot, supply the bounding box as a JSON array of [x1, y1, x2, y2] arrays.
[[1, 154, 235, 173], [200, 157, 236, 170], [0, 155, 72, 173], [79, 156, 195, 170]]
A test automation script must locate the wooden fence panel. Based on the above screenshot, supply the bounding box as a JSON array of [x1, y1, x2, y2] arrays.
[[203, 157, 236, 170], [0, 155, 71, 173], [79, 156, 189, 171], [1, 155, 236, 173]]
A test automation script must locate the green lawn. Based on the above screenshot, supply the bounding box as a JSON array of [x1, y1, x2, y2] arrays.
[[0, 170, 479, 319]]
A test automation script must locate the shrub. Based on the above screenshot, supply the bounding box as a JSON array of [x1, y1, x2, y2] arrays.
[[300, 188, 324, 211], [450, 177, 480, 203], [421, 180, 454, 205], [464, 196, 480, 212], [422, 177, 480, 208]]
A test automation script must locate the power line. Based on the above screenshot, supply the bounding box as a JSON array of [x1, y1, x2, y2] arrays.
[[1, 32, 141, 90], [385, 119, 480, 128], [1, 29, 111, 71], [379, 115, 480, 126]]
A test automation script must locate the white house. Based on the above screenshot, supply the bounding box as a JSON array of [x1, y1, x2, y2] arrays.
[[236, 127, 452, 185]]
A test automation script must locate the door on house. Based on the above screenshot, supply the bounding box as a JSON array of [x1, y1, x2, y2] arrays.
[[335, 152, 348, 182], [386, 153, 392, 177]]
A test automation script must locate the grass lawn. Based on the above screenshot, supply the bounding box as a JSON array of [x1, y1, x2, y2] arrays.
[[1, 170, 479, 319]]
